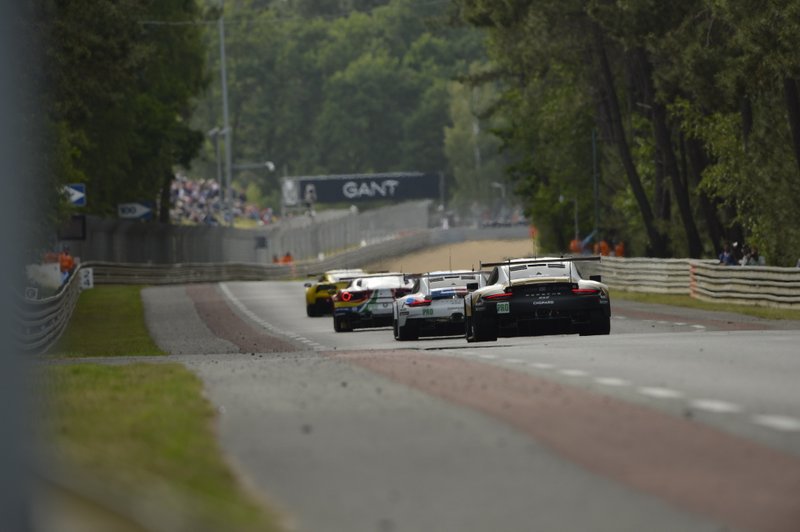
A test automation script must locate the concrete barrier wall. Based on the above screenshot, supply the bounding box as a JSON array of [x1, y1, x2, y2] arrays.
[[64, 201, 433, 264]]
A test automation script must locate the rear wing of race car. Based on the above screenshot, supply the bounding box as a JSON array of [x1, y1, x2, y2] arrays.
[[479, 256, 603, 283], [479, 256, 601, 268], [405, 271, 492, 290], [349, 271, 398, 278], [341, 272, 405, 287], [403, 271, 490, 281]]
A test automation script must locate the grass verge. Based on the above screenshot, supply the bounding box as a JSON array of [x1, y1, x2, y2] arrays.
[[610, 290, 800, 321], [42, 363, 282, 531], [54, 285, 165, 357]]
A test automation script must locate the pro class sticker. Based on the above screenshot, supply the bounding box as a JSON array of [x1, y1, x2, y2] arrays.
[[496, 302, 510, 314]]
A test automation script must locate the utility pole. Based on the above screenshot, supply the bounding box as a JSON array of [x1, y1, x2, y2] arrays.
[[218, 1, 233, 226], [592, 128, 599, 236]]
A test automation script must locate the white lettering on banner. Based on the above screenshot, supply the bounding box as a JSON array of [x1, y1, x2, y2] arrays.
[[343, 179, 400, 199]]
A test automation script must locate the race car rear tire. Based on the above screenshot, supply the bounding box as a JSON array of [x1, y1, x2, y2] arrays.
[[468, 315, 497, 342], [580, 312, 610, 336], [334, 315, 353, 333], [465, 315, 475, 343], [306, 304, 319, 317], [396, 320, 419, 341]]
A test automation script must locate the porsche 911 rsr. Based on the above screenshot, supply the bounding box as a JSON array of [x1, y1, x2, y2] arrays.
[[393, 270, 486, 341], [304, 269, 365, 317], [332, 274, 413, 332], [464, 257, 610, 342]]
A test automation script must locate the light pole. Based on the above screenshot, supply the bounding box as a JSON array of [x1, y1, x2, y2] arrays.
[[207, 127, 223, 188], [218, 1, 233, 226]]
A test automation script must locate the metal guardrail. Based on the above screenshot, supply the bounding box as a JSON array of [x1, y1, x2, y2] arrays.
[[26, 240, 799, 355], [18, 268, 82, 354], [599, 256, 698, 295], [690, 261, 800, 308], [601, 257, 800, 309], [21, 231, 436, 353]]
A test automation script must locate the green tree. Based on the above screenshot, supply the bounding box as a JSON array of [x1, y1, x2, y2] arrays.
[[38, 0, 208, 223], [194, 0, 486, 212]]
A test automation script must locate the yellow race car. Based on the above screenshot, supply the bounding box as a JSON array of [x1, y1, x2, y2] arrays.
[[304, 269, 366, 317]]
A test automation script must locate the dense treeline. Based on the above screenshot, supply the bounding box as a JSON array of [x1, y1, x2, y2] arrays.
[[37, 0, 499, 232], [455, 0, 800, 265], [34, 0, 208, 227], [192, 0, 492, 212], [35, 1, 800, 264]]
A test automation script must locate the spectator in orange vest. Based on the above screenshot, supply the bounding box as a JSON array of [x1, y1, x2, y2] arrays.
[[569, 238, 582, 254], [281, 251, 293, 265], [614, 241, 625, 257], [59, 246, 75, 284], [598, 239, 610, 256]]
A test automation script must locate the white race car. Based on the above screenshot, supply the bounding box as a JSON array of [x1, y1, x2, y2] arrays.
[[393, 270, 486, 341], [464, 256, 610, 342], [332, 273, 414, 332]]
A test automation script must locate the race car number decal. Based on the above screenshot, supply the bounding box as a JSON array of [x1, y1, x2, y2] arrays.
[[423, 308, 434, 316], [496, 302, 510, 314]]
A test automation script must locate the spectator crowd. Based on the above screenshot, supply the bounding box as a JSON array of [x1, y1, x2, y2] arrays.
[[169, 174, 277, 226], [718, 242, 766, 266]]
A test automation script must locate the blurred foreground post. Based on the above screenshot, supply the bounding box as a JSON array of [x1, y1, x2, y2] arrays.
[[1, 3, 33, 531]]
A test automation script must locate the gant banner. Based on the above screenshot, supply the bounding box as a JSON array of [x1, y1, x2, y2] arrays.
[[282, 172, 441, 205]]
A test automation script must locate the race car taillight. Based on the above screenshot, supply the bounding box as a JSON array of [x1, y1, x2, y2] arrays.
[[571, 288, 600, 295], [484, 291, 512, 300], [407, 298, 432, 307], [338, 290, 371, 302]]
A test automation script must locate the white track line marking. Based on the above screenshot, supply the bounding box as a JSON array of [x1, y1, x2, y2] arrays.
[[753, 415, 800, 432], [559, 369, 588, 377], [529, 362, 554, 369], [691, 324, 706, 329], [504, 358, 524, 364], [638, 387, 684, 399], [614, 316, 627, 320], [674, 322, 687, 326], [219, 283, 327, 351], [690, 399, 742, 414], [478, 354, 497, 360], [594, 377, 630, 387]]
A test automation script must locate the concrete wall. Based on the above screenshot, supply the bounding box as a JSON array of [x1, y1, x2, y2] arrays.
[[63, 201, 433, 264]]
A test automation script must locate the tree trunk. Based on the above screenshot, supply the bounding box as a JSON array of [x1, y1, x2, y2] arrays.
[[652, 101, 703, 257], [741, 92, 753, 152], [593, 28, 667, 256], [685, 137, 724, 253], [632, 47, 701, 257], [783, 78, 800, 177], [653, 143, 670, 222], [158, 171, 172, 224]]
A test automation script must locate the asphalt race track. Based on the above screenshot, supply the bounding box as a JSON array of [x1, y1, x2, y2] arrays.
[[142, 281, 800, 532]]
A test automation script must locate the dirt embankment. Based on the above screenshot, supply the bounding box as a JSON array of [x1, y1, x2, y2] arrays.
[[366, 239, 537, 273]]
